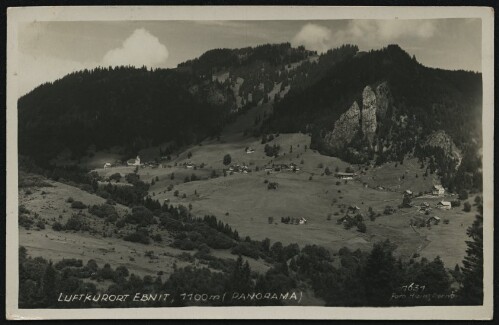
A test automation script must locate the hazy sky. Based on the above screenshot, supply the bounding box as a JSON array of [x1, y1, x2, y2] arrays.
[[17, 19, 482, 96]]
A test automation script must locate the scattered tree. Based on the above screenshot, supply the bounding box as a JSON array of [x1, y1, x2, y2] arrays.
[[223, 154, 232, 166]]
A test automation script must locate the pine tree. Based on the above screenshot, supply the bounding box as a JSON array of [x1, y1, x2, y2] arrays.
[[41, 262, 58, 307], [223, 154, 232, 166], [363, 240, 398, 306], [459, 213, 483, 305], [226, 256, 253, 305], [242, 261, 251, 287]]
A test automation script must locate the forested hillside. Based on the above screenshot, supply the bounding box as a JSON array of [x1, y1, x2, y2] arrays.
[[18, 66, 235, 164], [263, 45, 482, 192], [18, 43, 482, 191]]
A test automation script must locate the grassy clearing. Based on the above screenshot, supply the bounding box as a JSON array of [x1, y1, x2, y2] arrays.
[[357, 157, 438, 194], [23, 133, 477, 273], [18, 175, 270, 278]]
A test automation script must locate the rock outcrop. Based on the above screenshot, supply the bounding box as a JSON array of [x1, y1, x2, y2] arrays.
[[324, 83, 392, 151], [361, 86, 377, 145], [324, 101, 361, 149]]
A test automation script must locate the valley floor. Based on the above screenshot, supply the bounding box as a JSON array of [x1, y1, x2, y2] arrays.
[[19, 133, 478, 277]]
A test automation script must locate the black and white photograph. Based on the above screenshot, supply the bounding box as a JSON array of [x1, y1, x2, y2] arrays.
[[5, 5, 494, 320]]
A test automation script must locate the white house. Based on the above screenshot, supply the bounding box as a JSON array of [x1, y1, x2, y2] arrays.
[[432, 185, 445, 196], [436, 201, 451, 210], [246, 148, 255, 154], [127, 156, 141, 166], [104, 162, 112, 169]]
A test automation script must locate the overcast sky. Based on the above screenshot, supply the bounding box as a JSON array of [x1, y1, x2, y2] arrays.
[[17, 19, 481, 97]]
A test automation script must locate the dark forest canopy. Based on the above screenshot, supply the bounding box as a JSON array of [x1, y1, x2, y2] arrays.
[[18, 66, 231, 163]]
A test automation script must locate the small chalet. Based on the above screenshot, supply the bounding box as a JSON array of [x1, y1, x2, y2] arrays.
[[432, 185, 445, 196], [426, 216, 441, 225], [436, 201, 451, 210], [335, 172, 355, 180], [418, 202, 431, 213]]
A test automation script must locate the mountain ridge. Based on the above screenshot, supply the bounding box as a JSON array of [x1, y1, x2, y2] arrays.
[[18, 43, 482, 191]]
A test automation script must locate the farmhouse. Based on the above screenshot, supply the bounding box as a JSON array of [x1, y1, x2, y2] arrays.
[[335, 172, 355, 180], [245, 148, 255, 154], [103, 162, 112, 169], [418, 202, 431, 213], [426, 216, 441, 225], [436, 201, 451, 210], [432, 185, 445, 196], [127, 156, 141, 166], [229, 164, 250, 173]]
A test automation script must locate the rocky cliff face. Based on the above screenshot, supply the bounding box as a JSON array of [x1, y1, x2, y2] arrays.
[[324, 82, 392, 151], [361, 86, 377, 145], [324, 101, 361, 149]]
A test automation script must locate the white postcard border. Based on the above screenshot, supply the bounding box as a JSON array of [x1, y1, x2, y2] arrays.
[[6, 5, 494, 320]]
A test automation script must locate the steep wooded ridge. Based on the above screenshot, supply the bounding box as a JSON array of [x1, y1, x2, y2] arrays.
[[264, 45, 482, 191], [18, 43, 482, 191]]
